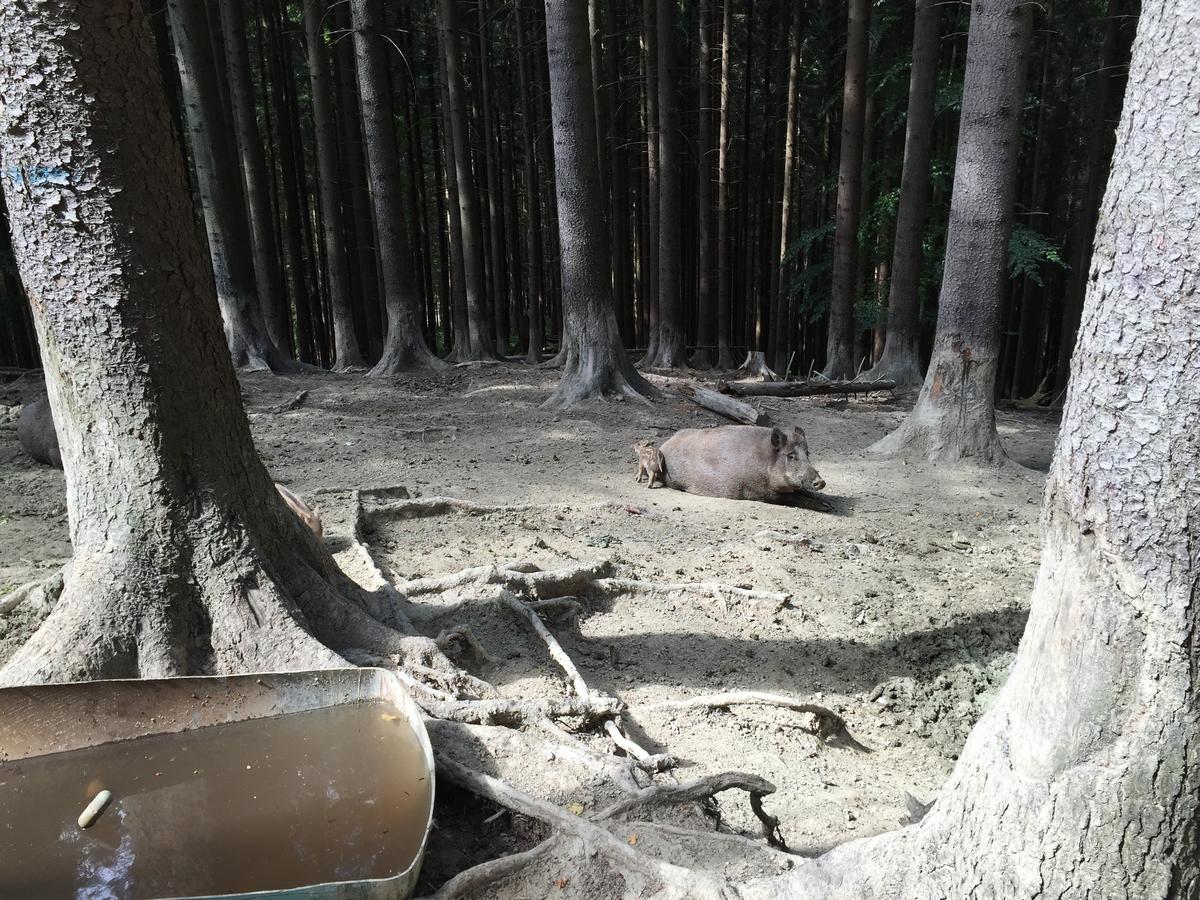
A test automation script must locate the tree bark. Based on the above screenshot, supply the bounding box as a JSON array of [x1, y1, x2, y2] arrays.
[[646, 0, 686, 368], [0, 0, 427, 684], [692, 0, 716, 370], [541, 0, 657, 409], [438, 0, 496, 361], [769, 2, 802, 374], [515, 0, 544, 364], [714, 0, 735, 369], [638, 0, 661, 366], [821, 0, 871, 379], [745, 2, 1200, 890], [870, 0, 1032, 463], [477, 0, 510, 357], [350, 0, 442, 374], [168, 0, 296, 372], [217, 0, 289, 355], [304, 0, 365, 370], [866, 0, 939, 388]]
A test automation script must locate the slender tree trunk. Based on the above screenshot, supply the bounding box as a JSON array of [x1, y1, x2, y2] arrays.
[[871, 0, 1032, 462], [0, 0, 432, 685], [770, 1, 802, 374], [638, 0, 660, 365], [541, 0, 656, 408], [303, 0, 364, 370], [478, 0, 510, 357], [647, 0, 686, 368], [692, 0, 716, 369], [866, 0, 939, 387], [167, 0, 295, 372], [714, 0, 735, 369], [438, 0, 496, 361], [603, 1, 634, 347], [515, 0, 544, 364], [217, 0, 289, 355], [436, 36, 470, 360], [821, 0, 871, 379], [350, 0, 441, 373]]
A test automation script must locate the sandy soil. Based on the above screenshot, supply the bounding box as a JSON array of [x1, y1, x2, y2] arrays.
[[0, 364, 1060, 859]]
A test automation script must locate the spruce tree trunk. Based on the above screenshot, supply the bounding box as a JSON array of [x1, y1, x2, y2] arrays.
[[217, 0, 289, 355], [769, 2, 802, 374], [350, 0, 441, 373], [541, 0, 656, 409], [821, 0, 871, 379], [866, 0, 939, 387], [747, 2, 1200, 890], [714, 0, 735, 369], [648, 0, 686, 368], [478, 0, 510, 357], [870, 0, 1031, 463], [692, 0, 716, 369], [515, 0, 544, 364], [167, 0, 296, 372], [639, 0, 661, 365], [0, 0, 432, 685], [438, 0, 496, 362], [304, 0, 365, 370]]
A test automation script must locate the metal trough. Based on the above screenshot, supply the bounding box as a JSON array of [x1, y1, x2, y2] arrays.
[[0, 667, 435, 899]]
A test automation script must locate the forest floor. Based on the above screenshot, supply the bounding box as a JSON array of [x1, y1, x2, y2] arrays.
[[0, 364, 1059, 864]]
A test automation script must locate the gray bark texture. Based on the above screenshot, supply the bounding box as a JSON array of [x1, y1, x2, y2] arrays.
[[515, 0, 544, 364], [692, 0, 715, 370], [715, 0, 734, 369], [870, 0, 1031, 462], [304, 0, 365, 370], [821, 0, 870, 380], [350, 0, 442, 374], [438, 0, 496, 361], [216, 0, 289, 354], [646, 0, 685, 368], [541, 0, 656, 408], [865, 0, 939, 388], [167, 0, 295, 373], [0, 0, 429, 684], [743, 1, 1200, 892]]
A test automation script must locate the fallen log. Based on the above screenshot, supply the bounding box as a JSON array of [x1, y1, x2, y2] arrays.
[[717, 378, 896, 398], [645, 374, 772, 425]]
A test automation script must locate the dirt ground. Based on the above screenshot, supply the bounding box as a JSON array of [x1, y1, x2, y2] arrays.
[[0, 364, 1059, 861]]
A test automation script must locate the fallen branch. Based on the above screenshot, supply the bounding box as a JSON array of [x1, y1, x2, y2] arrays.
[[677, 380, 772, 426], [639, 692, 870, 752], [592, 577, 790, 616], [718, 378, 895, 398], [399, 560, 612, 598]]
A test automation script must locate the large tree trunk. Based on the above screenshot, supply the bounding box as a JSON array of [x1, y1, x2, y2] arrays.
[[350, 0, 442, 374], [216, 0, 289, 355], [438, 0, 496, 362], [866, 0, 939, 388], [0, 0, 434, 685], [870, 0, 1032, 463], [769, 2, 802, 374], [541, 0, 657, 408], [478, 0, 510, 358], [714, 0, 735, 369], [167, 0, 295, 373], [747, 2, 1200, 891], [645, 0, 686, 368], [304, 0, 365, 371], [638, 0, 661, 366], [820, 0, 871, 380]]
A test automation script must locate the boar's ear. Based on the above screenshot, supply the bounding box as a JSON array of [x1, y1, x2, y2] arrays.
[[770, 427, 786, 450], [791, 425, 808, 448]]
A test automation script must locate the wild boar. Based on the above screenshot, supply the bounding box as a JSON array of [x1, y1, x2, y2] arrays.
[[659, 424, 825, 503], [632, 440, 666, 488]]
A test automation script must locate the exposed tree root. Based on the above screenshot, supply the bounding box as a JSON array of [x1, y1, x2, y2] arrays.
[[398, 560, 614, 598], [640, 692, 870, 752], [0, 566, 65, 616], [370, 496, 542, 520], [735, 351, 779, 381], [592, 577, 791, 617], [423, 695, 622, 727], [426, 835, 560, 900]]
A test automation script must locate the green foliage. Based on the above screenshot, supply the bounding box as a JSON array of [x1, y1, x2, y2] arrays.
[[1009, 224, 1065, 285]]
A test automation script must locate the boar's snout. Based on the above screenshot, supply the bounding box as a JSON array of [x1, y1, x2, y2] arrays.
[[809, 471, 826, 492]]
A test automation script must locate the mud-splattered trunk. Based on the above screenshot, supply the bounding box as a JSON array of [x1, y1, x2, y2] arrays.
[[0, 1, 422, 685], [541, 0, 656, 409], [167, 0, 294, 373], [304, 0, 365, 371], [870, 0, 1031, 462], [821, 0, 870, 380], [350, 0, 441, 374], [866, 0, 938, 388]]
